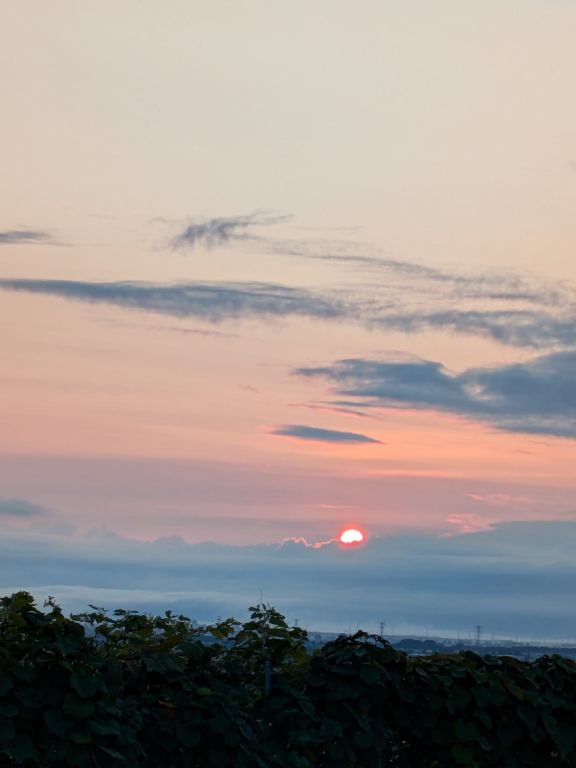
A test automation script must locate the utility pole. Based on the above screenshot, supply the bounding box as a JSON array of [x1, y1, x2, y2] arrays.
[[379, 621, 386, 637], [475, 625, 482, 646]]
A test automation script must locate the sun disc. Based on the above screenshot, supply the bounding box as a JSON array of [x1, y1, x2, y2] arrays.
[[340, 528, 364, 544]]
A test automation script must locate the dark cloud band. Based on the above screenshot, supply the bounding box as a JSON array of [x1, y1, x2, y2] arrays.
[[2, 521, 576, 637], [0, 230, 52, 245], [272, 424, 382, 445], [2, 277, 576, 350], [0, 278, 348, 323], [296, 351, 576, 439], [0, 498, 49, 518]]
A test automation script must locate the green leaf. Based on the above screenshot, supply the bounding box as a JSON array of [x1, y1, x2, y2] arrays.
[[474, 707, 493, 730], [454, 719, 478, 743], [208, 747, 229, 766], [471, 685, 493, 707], [516, 702, 540, 732], [0, 675, 13, 696], [359, 665, 380, 685], [451, 744, 475, 764], [142, 653, 185, 674], [70, 671, 101, 698], [0, 715, 15, 743], [63, 692, 95, 719], [44, 709, 75, 737], [89, 718, 123, 737], [56, 636, 82, 655], [498, 723, 523, 749], [0, 702, 18, 717], [9, 739, 40, 764], [504, 682, 526, 701], [176, 722, 201, 748], [12, 664, 35, 682], [182, 641, 204, 663], [452, 687, 472, 709], [98, 746, 127, 762], [69, 730, 93, 744]]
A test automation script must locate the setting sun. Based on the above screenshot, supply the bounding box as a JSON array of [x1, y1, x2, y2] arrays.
[[340, 529, 364, 545]]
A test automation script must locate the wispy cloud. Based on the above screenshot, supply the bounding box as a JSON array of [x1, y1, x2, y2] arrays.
[[164, 211, 574, 311], [102, 318, 238, 339], [0, 498, 49, 518], [370, 308, 576, 349], [0, 230, 53, 245], [2, 277, 576, 350], [170, 215, 576, 342], [288, 402, 386, 422], [157, 326, 238, 338], [269, 238, 572, 307], [278, 536, 338, 549], [172, 211, 290, 250], [271, 424, 383, 445], [296, 351, 576, 439], [0, 278, 349, 323]]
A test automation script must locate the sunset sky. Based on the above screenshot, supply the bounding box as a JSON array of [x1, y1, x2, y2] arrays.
[[2, 1, 576, 638]]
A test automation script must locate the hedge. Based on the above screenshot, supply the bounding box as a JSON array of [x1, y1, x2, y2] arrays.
[[1, 592, 575, 767]]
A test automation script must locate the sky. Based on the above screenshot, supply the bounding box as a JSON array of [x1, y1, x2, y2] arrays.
[[1, 0, 576, 639]]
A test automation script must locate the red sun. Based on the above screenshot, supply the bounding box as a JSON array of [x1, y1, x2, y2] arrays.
[[340, 528, 364, 545]]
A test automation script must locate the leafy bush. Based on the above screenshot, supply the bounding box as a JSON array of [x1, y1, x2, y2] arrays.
[[1, 592, 575, 767]]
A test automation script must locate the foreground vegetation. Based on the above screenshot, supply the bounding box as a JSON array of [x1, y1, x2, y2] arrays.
[[1, 592, 575, 767]]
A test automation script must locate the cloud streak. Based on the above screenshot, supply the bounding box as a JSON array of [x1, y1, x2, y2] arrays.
[[160, 212, 576, 347], [271, 424, 383, 445], [370, 308, 576, 349], [279, 536, 339, 549], [2, 277, 576, 350], [0, 230, 52, 245], [296, 351, 576, 439], [172, 211, 290, 250], [0, 498, 49, 518], [269, 238, 573, 308], [165, 211, 574, 314], [0, 278, 349, 323], [173, 212, 570, 308]]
